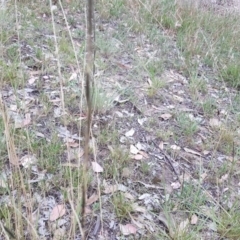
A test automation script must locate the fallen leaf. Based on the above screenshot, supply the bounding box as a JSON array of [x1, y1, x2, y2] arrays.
[[159, 141, 164, 150], [158, 212, 176, 238], [130, 145, 139, 154], [160, 113, 172, 120], [122, 168, 131, 177], [170, 145, 180, 150], [14, 113, 31, 129], [131, 203, 146, 213], [20, 155, 37, 168], [49, 205, 66, 221], [53, 228, 65, 240], [130, 217, 144, 229], [184, 147, 201, 156], [28, 77, 38, 85], [138, 151, 149, 158], [203, 150, 210, 155], [178, 218, 189, 234], [117, 184, 127, 192], [138, 193, 151, 200], [209, 118, 221, 128], [104, 184, 127, 194], [125, 128, 135, 137], [219, 174, 228, 183], [120, 224, 137, 236], [67, 141, 79, 148], [124, 192, 134, 200], [136, 142, 143, 150], [134, 154, 143, 160], [138, 118, 147, 125], [92, 162, 103, 173], [86, 193, 99, 206], [104, 184, 118, 194], [200, 172, 207, 182], [173, 95, 184, 103], [69, 72, 77, 81], [61, 163, 80, 167], [208, 222, 217, 232], [171, 181, 181, 189], [0, 173, 7, 188], [190, 214, 198, 225]]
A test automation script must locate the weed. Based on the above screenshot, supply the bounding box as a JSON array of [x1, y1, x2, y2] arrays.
[[178, 182, 206, 212], [92, 86, 115, 113], [111, 192, 132, 221], [217, 128, 234, 155], [104, 147, 130, 179], [176, 113, 198, 137], [201, 97, 217, 117], [189, 75, 207, 98], [140, 162, 150, 174], [220, 63, 240, 89], [218, 203, 240, 239]]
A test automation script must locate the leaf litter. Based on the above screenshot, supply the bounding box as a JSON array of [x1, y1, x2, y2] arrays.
[[0, 1, 240, 239]]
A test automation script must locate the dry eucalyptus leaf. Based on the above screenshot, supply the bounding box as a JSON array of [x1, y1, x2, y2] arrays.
[[20, 155, 37, 168], [124, 192, 134, 200], [92, 162, 103, 173], [171, 181, 181, 189], [190, 214, 198, 225], [209, 118, 221, 128], [138, 118, 147, 125], [183, 147, 201, 156], [158, 212, 176, 238], [120, 224, 137, 236], [159, 141, 164, 150], [86, 193, 99, 206], [104, 184, 118, 194], [178, 218, 189, 235], [139, 151, 149, 158], [170, 145, 180, 150], [122, 168, 131, 177], [53, 228, 65, 240], [49, 205, 66, 221], [134, 154, 143, 160], [125, 128, 135, 137], [130, 145, 139, 155], [160, 113, 172, 120], [131, 203, 146, 213]]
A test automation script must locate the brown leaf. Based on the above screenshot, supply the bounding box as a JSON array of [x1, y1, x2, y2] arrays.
[[86, 193, 99, 206], [183, 147, 201, 156], [138, 151, 149, 158], [49, 205, 66, 221]]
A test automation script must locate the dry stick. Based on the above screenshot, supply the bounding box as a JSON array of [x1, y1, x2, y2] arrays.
[[81, 0, 95, 238]]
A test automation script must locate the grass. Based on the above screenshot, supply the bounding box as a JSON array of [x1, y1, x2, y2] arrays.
[[176, 112, 198, 138], [1, 0, 240, 239]]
